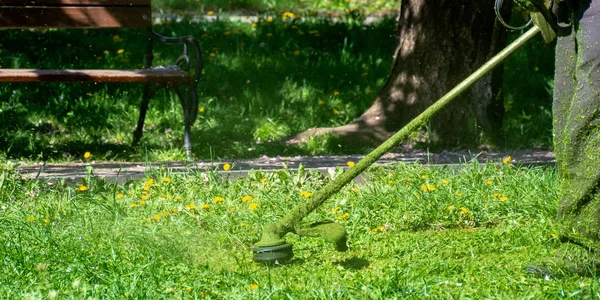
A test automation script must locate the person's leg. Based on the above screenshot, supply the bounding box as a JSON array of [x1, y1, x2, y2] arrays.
[[555, 0, 600, 249], [527, 0, 600, 277]]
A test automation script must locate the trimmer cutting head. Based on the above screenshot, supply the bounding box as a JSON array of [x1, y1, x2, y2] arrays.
[[252, 243, 294, 263]]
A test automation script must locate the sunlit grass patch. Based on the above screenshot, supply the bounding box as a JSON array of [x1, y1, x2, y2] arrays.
[[2, 161, 587, 298]]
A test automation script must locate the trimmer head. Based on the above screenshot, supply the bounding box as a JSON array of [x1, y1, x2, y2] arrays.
[[252, 243, 294, 263]]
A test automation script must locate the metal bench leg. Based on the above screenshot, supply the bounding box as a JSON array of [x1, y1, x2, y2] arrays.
[[171, 84, 198, 159], [133, 83, 158, 146]]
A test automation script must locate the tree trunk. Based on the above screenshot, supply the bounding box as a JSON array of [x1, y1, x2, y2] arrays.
[[292, 0, 507, 149]]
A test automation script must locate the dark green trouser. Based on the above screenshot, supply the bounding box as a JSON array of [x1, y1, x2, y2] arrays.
[[554, 0, 600, 248]]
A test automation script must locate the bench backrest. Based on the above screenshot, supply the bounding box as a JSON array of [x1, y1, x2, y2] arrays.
[[0, 0, 151, 28]]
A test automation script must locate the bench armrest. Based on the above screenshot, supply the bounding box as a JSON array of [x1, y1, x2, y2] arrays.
[[148, 30, 203, 84]]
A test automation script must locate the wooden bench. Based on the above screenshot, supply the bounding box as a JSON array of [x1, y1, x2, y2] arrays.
[[0, 0, 203, 158]]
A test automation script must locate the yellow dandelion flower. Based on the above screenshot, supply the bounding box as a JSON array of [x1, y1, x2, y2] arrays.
[[185, 203, 198, 210], [117, 135, 124, 141], [117, 49, 125, 54], [26, 216, 37, 222], [370, 228, 379, 234], [207, 11, 214, 15], [378, 224, 391, 232], [461, 207, 468, 214], [209, 52, 216, 57], [162, 210, 169, 216], [347, 161, 355, 167], [485, 179, 493, 185], [139, 200, 146, 205], [499, 196, 508, 202], [389, 180, 394, 185], [163, 177, 171, 183], [352, 187, 359, 192], [447, 205, 455, 211], [201, 203, 210, 210], [248, 284, 259, 291], [337, 212, 349, 221], [420, 184, 435, 192], [199, 106, 205, 112], [241, 195, 254, 202], [223, 163, 231, 171], [442, 179, 449, 185], [457, 192, 463, 197], [154, 214, 161, 221], [300, 191, 313, 198], [332, 206, 340, 213], [129, 203, 138, 209], [249, 203, 259, 210], [112, 35, 123, 42], [185, 287, 192, 292], [84, 151, 91, 158], [333, 109, 340, 116], [260, 178, 268, 184], [502, 155, 512, 164], [141, 195, 149, 200], [43, 218, 49, 224], [214, 196, 225, 203], [117, 193, 124, 199], [282, 12, 295, 20], [266, 17, 273, 22], [333, 90, 340, 96], [78, 185, 88, 191], [421, 174, 429, 179], [493, 193, 501, 198], [251, 23, 257, 28]]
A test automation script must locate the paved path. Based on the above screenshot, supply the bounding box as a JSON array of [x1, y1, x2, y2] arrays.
[[15, 149, 555, 183]]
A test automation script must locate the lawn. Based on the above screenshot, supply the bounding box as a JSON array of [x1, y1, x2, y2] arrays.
[[0, 3, 555, 162], [0, 5, 571, 297], [3, 159, 596, 298]]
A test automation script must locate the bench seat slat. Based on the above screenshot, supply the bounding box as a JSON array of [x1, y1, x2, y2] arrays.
[[1, 0, 150, 6], [0, 69, 191, 83], [0, 7, 151, 28]]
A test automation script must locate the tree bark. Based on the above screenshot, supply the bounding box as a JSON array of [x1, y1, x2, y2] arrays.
[[292, 0, 507, 149]]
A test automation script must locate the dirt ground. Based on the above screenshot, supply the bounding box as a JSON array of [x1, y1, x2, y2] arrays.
[[15, 149, 555, 184]]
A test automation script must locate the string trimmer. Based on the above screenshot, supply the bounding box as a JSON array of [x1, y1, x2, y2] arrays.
[[252, 25, 542, 263]]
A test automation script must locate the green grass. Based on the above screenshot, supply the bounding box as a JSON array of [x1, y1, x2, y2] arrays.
[[0, 9, 555, 162], [4, 160, 598, 298], [152, 0, 400, 15]]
